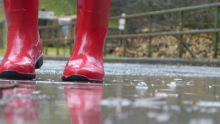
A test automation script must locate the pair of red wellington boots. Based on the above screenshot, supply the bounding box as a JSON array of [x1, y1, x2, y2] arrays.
[[0, 0, 111, 82]]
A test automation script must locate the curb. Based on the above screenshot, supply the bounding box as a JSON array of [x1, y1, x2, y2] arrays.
[[43, 56, 220, 67]]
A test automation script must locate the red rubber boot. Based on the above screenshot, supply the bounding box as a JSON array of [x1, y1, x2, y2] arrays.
[[0, 0, 43, 80], [62, 0, 111, 82]]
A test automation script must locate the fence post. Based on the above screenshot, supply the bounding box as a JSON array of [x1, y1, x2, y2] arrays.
[[122, 30, 127, 56], [45, 28, 49, 55], [179, 11, 184, 58], [69, 23, 75, 56], [214, 6, 219, 58], [56, 26, 61, 56], [104, 40, 107, 56], [117, 13, 127, 56], [0, 20, 5, 49], [148, 15, 153, 57]]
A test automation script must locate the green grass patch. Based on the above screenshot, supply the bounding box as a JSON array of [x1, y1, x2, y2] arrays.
[[109, 20, 118, 27], [0, 5, 5, 21], [0, 46, 72, 57], [0, 46, 71, 57], [39, 0, 77, 16], [44, 46, 71, 56], [0, 46, 115, 57], [0, 46, 6, 56]]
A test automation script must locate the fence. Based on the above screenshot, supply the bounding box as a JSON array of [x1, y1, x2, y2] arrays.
[[0, 20, 4, 49], [38, 22, 76, 56], [38, 3, 220, 58], [38, 21, 122, 56], [108, 3, 220, 58]]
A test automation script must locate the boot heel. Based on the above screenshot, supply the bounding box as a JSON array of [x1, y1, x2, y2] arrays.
[[35, 56, 43, 69]]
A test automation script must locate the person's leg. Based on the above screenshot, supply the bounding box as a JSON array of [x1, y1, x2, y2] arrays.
[[62, 0, 111, 82], [0, 0, 43, 80]]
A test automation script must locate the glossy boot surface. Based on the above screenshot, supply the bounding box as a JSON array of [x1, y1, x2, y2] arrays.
[[62, 0, 111, 82], [1, 82, 39, 122], [0, 0, 43, 80], [65, 84, 103, 124]]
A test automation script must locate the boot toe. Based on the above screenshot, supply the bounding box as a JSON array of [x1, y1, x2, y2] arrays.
[[62, 66, 104, 82], [0, 61, 36, 79]]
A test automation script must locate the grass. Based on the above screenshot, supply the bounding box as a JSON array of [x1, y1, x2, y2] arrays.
[[109, 20, 118, 27], [0, 46, 71, 57], [39, 0, 77, 16], [0, 46, 6, 56], [43, 47, 115, 57], [44, 47, 71, 56], [0, 46, 115, 57], [0, 5, 4, 20], [0, 5, 7, 57], [0, 1, 77, 17]]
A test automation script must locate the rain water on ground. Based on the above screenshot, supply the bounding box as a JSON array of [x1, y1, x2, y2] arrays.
[[0, 59, 220, 124]]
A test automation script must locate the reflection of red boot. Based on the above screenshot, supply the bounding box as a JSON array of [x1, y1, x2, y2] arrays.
[[2, 83, 39, 122], [65, 84, 103, 124], [62, 0, 111, 82], [0, 0, 43, 80]]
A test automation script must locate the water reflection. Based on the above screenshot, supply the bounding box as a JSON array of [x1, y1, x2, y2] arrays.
[[0, 75, 220, 124], [64, 84, 103, 124], [0, 81, 38, 124]]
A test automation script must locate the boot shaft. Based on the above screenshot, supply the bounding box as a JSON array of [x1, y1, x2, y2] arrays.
[[3, 0, 41, 51], [77, 0, 111, 25], [73, 0, 111, 59], [76, 0, 111, 30], [4, 0, 39, 34]]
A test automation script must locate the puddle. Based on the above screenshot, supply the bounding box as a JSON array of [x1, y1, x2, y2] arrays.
[[0, 60, 219, 123]]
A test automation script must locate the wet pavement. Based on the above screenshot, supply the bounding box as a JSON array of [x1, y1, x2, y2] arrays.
[[0, 58, 220, 124]]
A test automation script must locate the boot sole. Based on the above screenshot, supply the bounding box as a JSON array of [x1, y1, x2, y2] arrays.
[[0, 56, 43, 80], [35, 56, 43, 69], [61, 75, 103, 83]]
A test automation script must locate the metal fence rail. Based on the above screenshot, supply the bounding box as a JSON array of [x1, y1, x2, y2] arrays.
[[108, 3, 220, 58], [110, 3, 220, 19], [37, 3, 220, 58]]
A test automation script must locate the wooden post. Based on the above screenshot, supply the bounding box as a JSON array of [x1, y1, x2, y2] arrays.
[[122, 30, 126, 56], [148, 15, 153, 57], [56, 26, 61, 56], [104, 40, 107, 56], [179, 11, 184, 58], [214, 6, 219, 58], [41, 28, 46, 55], [63, 26, 66, 56], [0, 20, 5, 49], [69, 23, 75, 56], [45, 28, 49, 55]]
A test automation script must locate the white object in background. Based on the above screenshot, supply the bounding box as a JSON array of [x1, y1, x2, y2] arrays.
[[39, 11, 55, 20], [118, 13, 126, 31]]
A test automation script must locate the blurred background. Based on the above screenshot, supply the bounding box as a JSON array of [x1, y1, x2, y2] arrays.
[[0, 0, 220, 59]]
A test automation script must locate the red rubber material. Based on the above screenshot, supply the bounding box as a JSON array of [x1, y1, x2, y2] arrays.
[[62, 0, 111, 82], [2, 83, 39, 121], [0, 56, 43, 80], [64, 84, 103, 124], [0, 0, 43, 80]]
